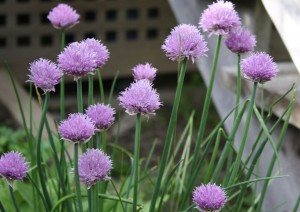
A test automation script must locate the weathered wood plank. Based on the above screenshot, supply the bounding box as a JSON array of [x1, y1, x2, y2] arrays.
[[0, 70, 56, 138]]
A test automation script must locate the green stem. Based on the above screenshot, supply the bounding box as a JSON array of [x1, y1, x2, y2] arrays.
[[97, 69, 105, 103], [133, 113, 141, 212], [74, 143, 83, 212], [36, 92, 52, 210], [211, 100, 250, 182], [188, 35, 222, 184], [5, 63, 29, 139], [234, 53, 241, 120], [77, 78, 83, 113], [227, 82, 258, 186], [88, 74, 94, 106], [60, 29, 65, 120], [45, 120, 72, 211], [110, 180, 126, 212], [9, 186, 20, 212], [224, 54, 241, 186], [149, 58, 188, 212], [0, 199, 5, 212], [88, 74, 94, 150]]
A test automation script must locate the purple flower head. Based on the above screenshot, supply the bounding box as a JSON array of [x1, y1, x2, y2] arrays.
[[86, 103, 115, 131], [77, 148, 112, 188], [199, 0, 241, 36], [118, 80, 162, 116], [58, 41, 97, 80], [27, 58, 63, 92], [47, 3, 80, 29], [0, 151, 29, 188], [193, 183, 227, 212], [82, 38, 110, 68], [162, 24, 208, 63], [132, 63, 157, 81], [58, 113, 95, 144], [225, 27, 256, 54], [241, 52, 278, 83]]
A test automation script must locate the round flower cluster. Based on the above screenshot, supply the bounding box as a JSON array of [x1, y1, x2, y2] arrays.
[[118, 80, 161, 116], [47, 3, 80, 29], [78, 148, 112, 188], [86, 103, 115, 131], [132, 63, 157, 81], [241, 52, 278, 83], [0, 151, 29, 188], [193, 183, 227, 212], [199, 0, 240, 36], [58, 39, 110, 80], [225, 27, 256, 54], [162, 24, 208, 63], [28, 58, 63, 92], [58, 113, 95, 144]]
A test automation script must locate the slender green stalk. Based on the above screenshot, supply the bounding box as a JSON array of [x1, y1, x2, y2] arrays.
[[293, 193, 300, 212], [256, 89, 296, 212], [88, 74, 94, 149], [77, 78, 83, 113], [74, 143, 83, 212], [9, 186, 20, 212], [227, 82, 258, 186], [133, 113, 142, 212], [181, 132, 216, 207], [260, 84, 264, 118], [60, 29, 66, 120], [74, 78, 84, 212], [108, 71, 119, 104], [97, 69, 105, 103], [210, 100, 249, 183], [234, 53, 241, 120], [91, 185, 98, 212], [149, 58, 187, 212], [88, 74, 94, 106], [44, 120, 72, 212], [5, 63, 29, 138], [188, 35, 222, 193], [110, 180, 126, 212], [225, 54, 241, 185], [0, 198, 5, 212], [204, 128, 223, 183], [36, 93, 52, 210], [29, 82, 38, 211]]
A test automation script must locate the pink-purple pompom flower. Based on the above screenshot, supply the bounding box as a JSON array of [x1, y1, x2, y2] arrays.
[[193, 183, 227, 212], [82, 38, 110, 68], [118, 80, 162, 116], [47, 3, 80, 29], [77, 149, 112, 188], [58, 41, 98, 79], [59, 113, 95, 144], [133, 63, 157, 81], [0, 151, 29, 188], [86, 103, 115, 131], [241, 52, 278, 83], [225, 27, 256, 54], [162, 24, 208, 63], [199, 0, 241, 36], [28, 58, 63, 92]]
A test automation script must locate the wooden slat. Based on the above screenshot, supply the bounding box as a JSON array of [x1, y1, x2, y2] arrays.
[[0, 70, 56, 138], [262, 0, 300, 74]]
